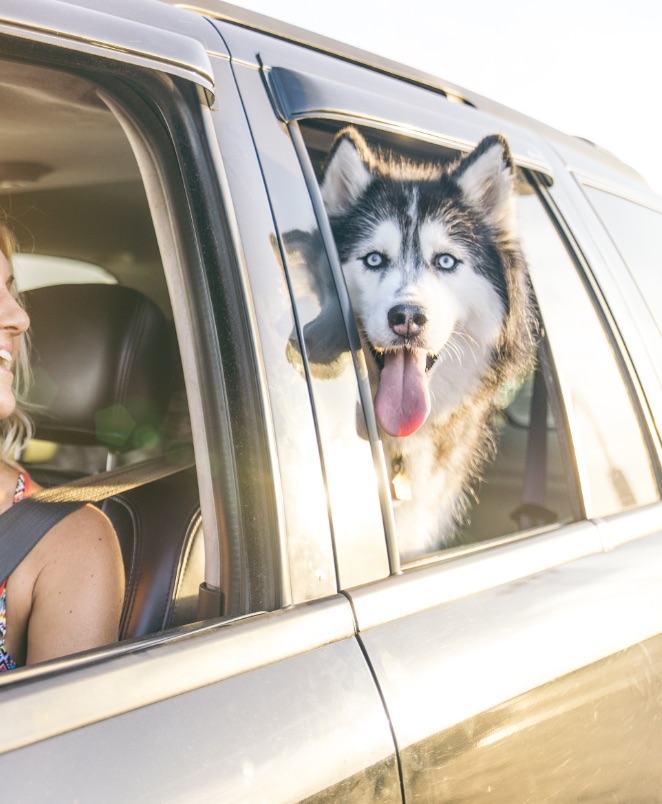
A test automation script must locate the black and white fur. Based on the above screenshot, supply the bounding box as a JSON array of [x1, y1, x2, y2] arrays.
[[321, 128, 536, 560]]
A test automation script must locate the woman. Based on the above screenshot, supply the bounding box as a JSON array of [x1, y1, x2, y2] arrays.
[[0, 223, 124, 671]]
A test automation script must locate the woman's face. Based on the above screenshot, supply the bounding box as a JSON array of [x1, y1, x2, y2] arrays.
[[0, 251, 30, 420]]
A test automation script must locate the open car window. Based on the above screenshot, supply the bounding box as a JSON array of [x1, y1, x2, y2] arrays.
[[295, 120, 657, 567], [0, 55, 205, 654]]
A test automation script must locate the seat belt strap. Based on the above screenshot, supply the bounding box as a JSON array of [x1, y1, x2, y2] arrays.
[[0, 447, 194, 583], [511, 361, 556, 529]]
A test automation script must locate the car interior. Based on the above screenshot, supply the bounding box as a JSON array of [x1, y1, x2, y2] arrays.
[[0, 57, 204, 639]]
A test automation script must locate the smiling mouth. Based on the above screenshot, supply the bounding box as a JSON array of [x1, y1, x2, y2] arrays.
[[0, 349, 12, 370]]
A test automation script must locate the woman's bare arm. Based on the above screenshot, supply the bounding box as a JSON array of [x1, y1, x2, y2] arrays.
[[25, 505, 124, 666]]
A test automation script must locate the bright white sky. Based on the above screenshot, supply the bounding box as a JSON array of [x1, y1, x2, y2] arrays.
[[231, 0, 662, 194]]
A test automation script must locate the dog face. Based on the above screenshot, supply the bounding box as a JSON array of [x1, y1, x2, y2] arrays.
[[321, 129, 519, 438]]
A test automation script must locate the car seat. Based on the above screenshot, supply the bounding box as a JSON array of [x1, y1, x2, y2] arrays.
[[23, 283, 203, 639]]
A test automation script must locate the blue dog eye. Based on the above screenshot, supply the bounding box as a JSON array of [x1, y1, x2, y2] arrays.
[[434, 253, 459, 272], [363, 251, 387, 269]]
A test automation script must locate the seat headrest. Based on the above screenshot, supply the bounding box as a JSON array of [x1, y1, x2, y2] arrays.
[[24, 284, 175, 452]]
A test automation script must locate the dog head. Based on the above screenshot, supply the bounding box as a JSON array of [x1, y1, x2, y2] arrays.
[[321, 128, 533, 438]]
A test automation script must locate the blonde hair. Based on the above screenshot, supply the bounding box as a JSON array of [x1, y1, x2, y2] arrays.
[[0, 222, 33, 462]]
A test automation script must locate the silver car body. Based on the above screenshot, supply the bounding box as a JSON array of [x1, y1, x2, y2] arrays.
[[1, 1, 661, 800]]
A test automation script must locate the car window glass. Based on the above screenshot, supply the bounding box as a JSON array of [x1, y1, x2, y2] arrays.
[[281, 223, 390, 587], [298, 121, 575, 562], [582, 187, 662, 339], [517, 186, 659, 517], [2, 61, 180, 473]]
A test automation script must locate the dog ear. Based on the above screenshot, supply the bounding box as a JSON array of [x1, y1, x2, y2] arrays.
[[453, 135, 516, 234], [321, 128, 374, 216]]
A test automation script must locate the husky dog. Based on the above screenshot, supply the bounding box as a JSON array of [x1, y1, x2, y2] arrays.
[[320, 128, 536, 560]]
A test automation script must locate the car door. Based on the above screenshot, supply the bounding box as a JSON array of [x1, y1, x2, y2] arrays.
[[0, 4, 400, 801], [216, 18, 662, 799]]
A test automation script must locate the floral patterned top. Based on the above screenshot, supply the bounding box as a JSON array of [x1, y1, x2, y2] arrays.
[[0, 471, 30, 672]]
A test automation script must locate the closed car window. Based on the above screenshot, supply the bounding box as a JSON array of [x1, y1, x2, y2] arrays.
[[582, 186, 662, 338], [519, 185, 659, 517]]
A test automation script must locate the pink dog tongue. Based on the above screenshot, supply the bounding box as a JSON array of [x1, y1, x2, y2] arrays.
[[374, 349, 431, 437]]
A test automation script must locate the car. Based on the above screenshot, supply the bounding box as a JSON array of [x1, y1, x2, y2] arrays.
[[1, 0, 662, 799]]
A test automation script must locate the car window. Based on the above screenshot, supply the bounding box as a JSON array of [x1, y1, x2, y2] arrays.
[[0, 55, 208, 653], [518, 183, 659, 518], [1, 59, 179, 470], [296, 120, 658, 567], [581, 186, 662, 339], [297, 122, 574, 561]]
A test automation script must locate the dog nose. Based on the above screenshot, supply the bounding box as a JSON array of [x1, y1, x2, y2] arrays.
[[388, 304, 428, 338]]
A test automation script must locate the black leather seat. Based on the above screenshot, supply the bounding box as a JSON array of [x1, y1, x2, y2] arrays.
[[23, 283, 203, 639]]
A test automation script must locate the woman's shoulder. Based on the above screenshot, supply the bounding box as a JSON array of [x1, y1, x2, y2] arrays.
[[6, 469, 125, 665], [37, 502, 122, 574], [14, 468, 118, 553], [14, 469, 123, 592]]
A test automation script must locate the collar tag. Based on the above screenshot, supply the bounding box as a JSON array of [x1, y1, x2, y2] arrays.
[[391, 456, 412, 501]]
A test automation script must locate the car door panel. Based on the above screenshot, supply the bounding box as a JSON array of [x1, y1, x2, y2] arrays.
[[352, 526, 662, 799], [1, 600, 401, 802]]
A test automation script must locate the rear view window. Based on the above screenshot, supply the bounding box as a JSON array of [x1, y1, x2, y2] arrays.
[[14, 254, 117, 291]]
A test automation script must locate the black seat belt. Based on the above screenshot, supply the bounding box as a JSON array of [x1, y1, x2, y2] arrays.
[[511, 360, 557, 530], [0, 446, 194, 583]]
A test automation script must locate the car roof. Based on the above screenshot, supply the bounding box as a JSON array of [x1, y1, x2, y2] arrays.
[[159, 0, 649, 194], [1, 0, 650, 196]]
